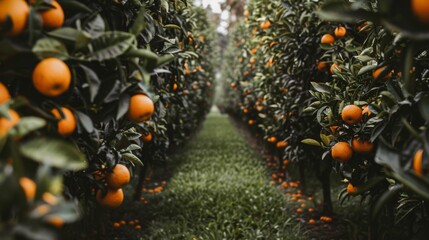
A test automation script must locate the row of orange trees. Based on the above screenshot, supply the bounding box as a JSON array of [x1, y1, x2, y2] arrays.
[[0, 0, 216, 239], [221, 0, 429, 237]]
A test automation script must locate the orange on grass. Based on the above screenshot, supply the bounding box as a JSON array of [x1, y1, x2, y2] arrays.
[[413, 149, 424, 176], [32, 58, 71, 97], [0, 0, 29, 36], [261, 20, 271, 29], [0, 109, 20, 136], [317, 61, 327, 71], [351, 138, 374, 154], [106, 164, 130, 190], [127, 94, 154, 122], [51, 107, 76, 136], [19, 177, 36, 201], [373, 66, 392, 80], [320, 34, 335, 44], [334, 26, 347, 38], [331, 142, 353, 162], [0, 82, 11, 104], [96, 188, 124, 208], [341, 105, 362, 125], [330, 63, 341, 74], [141, 132, 152, 142], [40, 0, 64, 30], [347, 183, 358, 193], [411, 0, 429, 24], [276, 141, 289, 148]]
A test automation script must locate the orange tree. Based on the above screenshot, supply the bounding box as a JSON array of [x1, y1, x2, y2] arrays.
[[0, 0, 216, 238]]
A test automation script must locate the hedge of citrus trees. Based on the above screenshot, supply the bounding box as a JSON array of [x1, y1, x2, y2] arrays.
[[221, 0, 429, 237], [0, 0, 216, 239]]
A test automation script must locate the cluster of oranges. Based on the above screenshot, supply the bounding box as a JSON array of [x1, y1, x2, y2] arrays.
[[320, 26, 347, 45], [95, 164, 131, 208]]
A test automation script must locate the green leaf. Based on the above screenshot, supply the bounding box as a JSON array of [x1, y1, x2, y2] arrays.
[[311, 82, 330, 93], [74, 111, 94, 133], [47, 28, 91, 48], [82, 32, 135, 61], [122, 153, 143, 166], [130, 5, 147, 35], [20, 138, 87, 171], [301, 139, 322, 147], [10, 117, 46, 138], [418, 96, 429, 122], [125, 47, 159, 61], [33, 38, 69, 59]]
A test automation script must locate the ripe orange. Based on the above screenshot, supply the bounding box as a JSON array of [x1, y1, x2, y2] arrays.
[[331, 142, 353, 162], [309, 219, 316, 225], [0, 109, 20, 136], [276, 141, 289, 148], [19, 177, 36, 201], [341, 105, 362, 125], [317, 61, 327, 71], [248, 119, 255, 125], [296, 208, 303, 214], [172, 83, 178, 91], [244, 10, 250, 17], [330, 63, 341, 74], [0, 0, 29, 36], [127, 94, 155, 122], [261, 20, 271, 29], [267, 136, 277, 143], [334, 26, 347, 38], [106, 164, 130, 190], [42, 192, 58, 205], [32, 58, 71, 97], [373, 66, 392, 80], [185, 69, 191, 75], [46, 215, 64, 228], [346, 183, 358, 193], [0, 82, 11, 104], [411, 0, 429, 24], [141, 132, 152, 142], [113, 222, 120, 228], [321, 34, 335, 44], [96, 188, 124, 208], [351, 138, 373, 154], [413, 149, 424, 176], [40, 0, 64, 30], [51, 107, 76, 136]]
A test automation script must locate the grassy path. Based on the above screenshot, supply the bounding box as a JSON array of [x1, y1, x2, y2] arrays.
[[142, 112, 305, 239]]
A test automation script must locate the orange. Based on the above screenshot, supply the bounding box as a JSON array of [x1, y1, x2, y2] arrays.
[[248, 119, 255, 125], [413, 149, 424, 176], [0, 109, 20, 136], [113, 222, 120, 228], [19, 177, 36, 201], [331, 142, 353, 162], [317, 61, 327, 71], [309, 219, 316, 225], [0, 82, 11, 104], [106, 164, 130, 190], [296, 208, 303, 214], [261, 20, 271, 29], [244, 10, 250, 17], [334, 26, 347, 38], [373, 66, 392, 80], [141, 132, 152, 142], [40, 0, 64, 30], [341, 105, 362, 125], [32, 58, 71, 97], [172, 83, 178, 91], [330, 63, 341, 74], [276, 141, 289, 148], [127, 94, 155, 122], [250, 57, 256, 64], [346, 183, 358, 193], [51, 107, 76, 136], [46, 215, 64, 228], [250, 48, 257, 55], [0, 0, 29, 36], [351, 138, 373, 154], [411, 0, 429, 24], [42, 192, 58, 205], [330, 126, 339, 134], [362, 105, 372, 116], [320, 34, 335, 44], [96, 188, 124, 208], [267, 136, 277, 143]]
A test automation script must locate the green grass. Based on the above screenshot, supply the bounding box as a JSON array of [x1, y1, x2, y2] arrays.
[[140, 112, 306, 240]]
